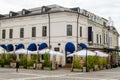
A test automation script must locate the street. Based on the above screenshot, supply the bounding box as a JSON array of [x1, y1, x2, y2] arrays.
[[0, 67, 120, 80]]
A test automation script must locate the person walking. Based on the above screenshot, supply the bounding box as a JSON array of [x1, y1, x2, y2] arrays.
[[16, 60, 19, 72]]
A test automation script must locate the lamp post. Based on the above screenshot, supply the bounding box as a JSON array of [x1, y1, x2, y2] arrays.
[[15, 45, 17, 61], [86, 49, 88, 72], [26, 48, 28, 69], [37, 44, 40, 63]]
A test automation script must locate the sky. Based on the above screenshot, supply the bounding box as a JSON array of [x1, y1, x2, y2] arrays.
[[0, 0, 120, 45]]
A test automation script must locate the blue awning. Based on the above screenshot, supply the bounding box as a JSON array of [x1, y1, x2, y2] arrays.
[[38, 43, 48, 50], [0, 44, 7, 50], [16, 43, 25, 50], [7, 44, 14, 51], [27, 43, 37, 51], [65, 42, 75, 53], [79, 43, 87, 49]]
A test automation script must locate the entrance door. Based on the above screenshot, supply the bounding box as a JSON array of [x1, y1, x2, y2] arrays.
[[65, 42, 75, 64], [66, 51, 73, 63]]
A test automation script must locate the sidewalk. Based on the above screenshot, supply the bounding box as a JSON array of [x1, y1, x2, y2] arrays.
[[0, 67, 120, 80]]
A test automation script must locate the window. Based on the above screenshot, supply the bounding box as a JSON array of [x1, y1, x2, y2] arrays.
[[20, 28, 24, 38], [67, 25, 72, 36], [42, 7, 46, 12], [22, 10, 25, 15], [2, 29, 6, 39], [54, 47, 60, 51], [100, 35, 101, 44], [103, 33, 105, 44], [9, 12, 12, 17], [106, 34, 107, 44], [96, 34, 99, 44], [32, 27, 36, 37], [88, 27, 92, 42], [80, 26, 82, 37], [42, 26, 47, 36], [92, 31, 94, 43], [9, 29, 13, 38], [103, 22, 106, 26]]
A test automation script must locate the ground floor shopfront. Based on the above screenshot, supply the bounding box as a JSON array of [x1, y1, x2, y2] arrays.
[[0, 41, 120, 67]]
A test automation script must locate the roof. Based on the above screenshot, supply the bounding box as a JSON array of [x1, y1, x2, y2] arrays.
[[0, 4, 80, 19]]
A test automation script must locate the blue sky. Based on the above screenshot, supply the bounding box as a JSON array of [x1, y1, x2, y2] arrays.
[[0, 0, 120, 45]]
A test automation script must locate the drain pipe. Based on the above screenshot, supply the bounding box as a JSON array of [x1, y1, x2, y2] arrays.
[[48, 13, 51, 49], [76, 12, 80, 51]]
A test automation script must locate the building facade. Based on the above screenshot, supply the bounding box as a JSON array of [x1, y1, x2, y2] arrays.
[[0, 5, 119, 65]]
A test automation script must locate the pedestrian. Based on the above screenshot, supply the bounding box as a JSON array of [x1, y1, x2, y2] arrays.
[[16, 60, 19, 72]]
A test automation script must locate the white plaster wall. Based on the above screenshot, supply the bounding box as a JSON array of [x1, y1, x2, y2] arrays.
[[0, 12, 119, 66]]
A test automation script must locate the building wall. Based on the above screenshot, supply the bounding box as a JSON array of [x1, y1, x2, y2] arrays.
[[0, 12, 87, 52], [0, 11, 119, 50], [0, 11, 119, 66]]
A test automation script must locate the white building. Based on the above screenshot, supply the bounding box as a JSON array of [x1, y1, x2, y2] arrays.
[[0, 4, 119, 65]]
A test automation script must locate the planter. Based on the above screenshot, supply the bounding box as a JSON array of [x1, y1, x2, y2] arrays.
[[19, 66, 24, 69], [89, 68, 93, 72], [52, 62, 57, 70], [106, 64, 111, 69], [82, 67, 86, 72], [103, 67, 106, 70], [36, 63, 43, 69], [10, 62, 16, 68], [72, 68, 82, 72], [94, 65, 99, 71], [100, 66, 103, 70], [27, 66, 33, 69], [4, 65, 10, 68], [43, 67, 52, 70]]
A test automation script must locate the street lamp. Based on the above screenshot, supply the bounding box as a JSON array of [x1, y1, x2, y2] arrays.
[[86, 49, 88, 72], [37, 44, 40, 63], [26, 47, 28, 69]]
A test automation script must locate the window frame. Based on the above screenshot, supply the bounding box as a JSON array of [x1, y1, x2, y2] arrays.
[[67, 24, 72, 36], [20, 28, 24, 38], [2, 29, 6, 39], [9, 29, 13, 39], [32, 27, 36, 37], [80, 26, 82, 37], [42, 26, 47, 37], [96, 34, 99, 44]]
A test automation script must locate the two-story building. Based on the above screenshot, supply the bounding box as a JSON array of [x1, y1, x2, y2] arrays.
[[0, 4, 119, 65]]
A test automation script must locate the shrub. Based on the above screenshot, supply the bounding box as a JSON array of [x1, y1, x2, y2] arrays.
[[94, 56, 99, 65], [72, 55, 82, 69], [98, 57, 107, 68], [27, 59, 35, 67], [43, 53, 52, 68], [98, 57, 102, 67], [87, 56, 95, 70], [0, 53, 11, 65], [9, 54, 15, 62], [26, 54, 36, 67], [19, 54, 27, 68], [0, 58, 4, 66], [31, 54, 37, 60], [102, 58, 107, 67]]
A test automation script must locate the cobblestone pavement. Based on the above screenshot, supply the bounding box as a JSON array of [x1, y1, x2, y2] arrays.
[[0, 67, 120, 80]]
